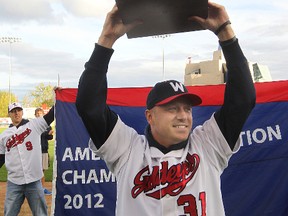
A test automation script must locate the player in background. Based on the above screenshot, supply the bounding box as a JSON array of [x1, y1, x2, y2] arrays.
[[76, 2, 256, 216], [0, 102, 54, 216], [35, 107, 54, 195]]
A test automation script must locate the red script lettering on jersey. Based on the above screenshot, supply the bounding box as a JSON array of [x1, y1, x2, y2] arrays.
[[131, 153, 200, 200], [6, 128, 32, 152]]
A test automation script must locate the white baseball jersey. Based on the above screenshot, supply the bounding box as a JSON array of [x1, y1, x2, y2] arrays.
[[0, 117, 48, 185], [90, 114, 240, 216]]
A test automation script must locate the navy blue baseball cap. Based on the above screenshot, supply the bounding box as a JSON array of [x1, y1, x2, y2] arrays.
[[146, 80, 202, 109]]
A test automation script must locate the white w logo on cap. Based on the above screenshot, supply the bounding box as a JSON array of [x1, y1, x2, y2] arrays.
[[169, 82, 185, 92]]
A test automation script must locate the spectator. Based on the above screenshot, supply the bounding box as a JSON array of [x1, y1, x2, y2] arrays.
[[35, 107, 54, 195]]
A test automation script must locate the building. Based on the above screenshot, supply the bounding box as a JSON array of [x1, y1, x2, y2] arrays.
[[184, 49, 272, 86]]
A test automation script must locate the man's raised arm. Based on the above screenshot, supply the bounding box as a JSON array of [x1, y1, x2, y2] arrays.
[[190, 2, 256, 150], [76, 5, 141, 148]]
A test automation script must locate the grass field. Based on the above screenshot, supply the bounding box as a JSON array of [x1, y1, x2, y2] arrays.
[[0, 127, 55, 182]]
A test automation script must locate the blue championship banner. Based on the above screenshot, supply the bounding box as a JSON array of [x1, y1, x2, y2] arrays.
[[53, 80, 288, 216]]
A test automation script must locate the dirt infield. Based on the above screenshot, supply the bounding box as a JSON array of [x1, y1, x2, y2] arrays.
[[0, 181, 53, 216]]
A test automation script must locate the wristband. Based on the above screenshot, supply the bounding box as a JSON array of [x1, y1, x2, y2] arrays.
[[214, 20, 231, 35]]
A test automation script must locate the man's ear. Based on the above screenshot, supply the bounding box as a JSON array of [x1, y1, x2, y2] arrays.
[[145, 109, 152, 124]]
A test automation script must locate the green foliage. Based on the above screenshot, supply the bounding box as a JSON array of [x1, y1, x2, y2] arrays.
[[23, 83, 55, 107], [44, 140, 55, 182], [0, 91, 17, 117], [0, 166, 7, 181]]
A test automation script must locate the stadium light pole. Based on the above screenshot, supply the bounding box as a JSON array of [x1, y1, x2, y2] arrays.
[[153, 34, 170, 80], [0, 37, 21, 103]]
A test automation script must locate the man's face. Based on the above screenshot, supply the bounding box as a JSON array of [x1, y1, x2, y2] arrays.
[[145, 97, 193, 148], [9, 108, 23, 126]]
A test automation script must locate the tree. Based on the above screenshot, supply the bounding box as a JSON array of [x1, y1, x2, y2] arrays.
[[0, 91, 17, 117], [23, 83, 55, 108]]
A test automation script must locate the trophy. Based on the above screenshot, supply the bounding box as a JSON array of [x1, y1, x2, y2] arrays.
[[116, 0, 208, 38]]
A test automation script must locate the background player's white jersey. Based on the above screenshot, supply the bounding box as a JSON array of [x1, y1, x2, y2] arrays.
[[90, 115, 240, 216], [0, 117, 48, 185]]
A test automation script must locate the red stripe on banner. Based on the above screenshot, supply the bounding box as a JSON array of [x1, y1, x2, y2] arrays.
[[55, 80, 288, 106], [255, 81, 288, 103], [55, 88, 78, 103]]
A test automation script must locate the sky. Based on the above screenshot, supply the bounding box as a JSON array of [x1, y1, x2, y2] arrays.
[[0, 0, 287, 101]]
